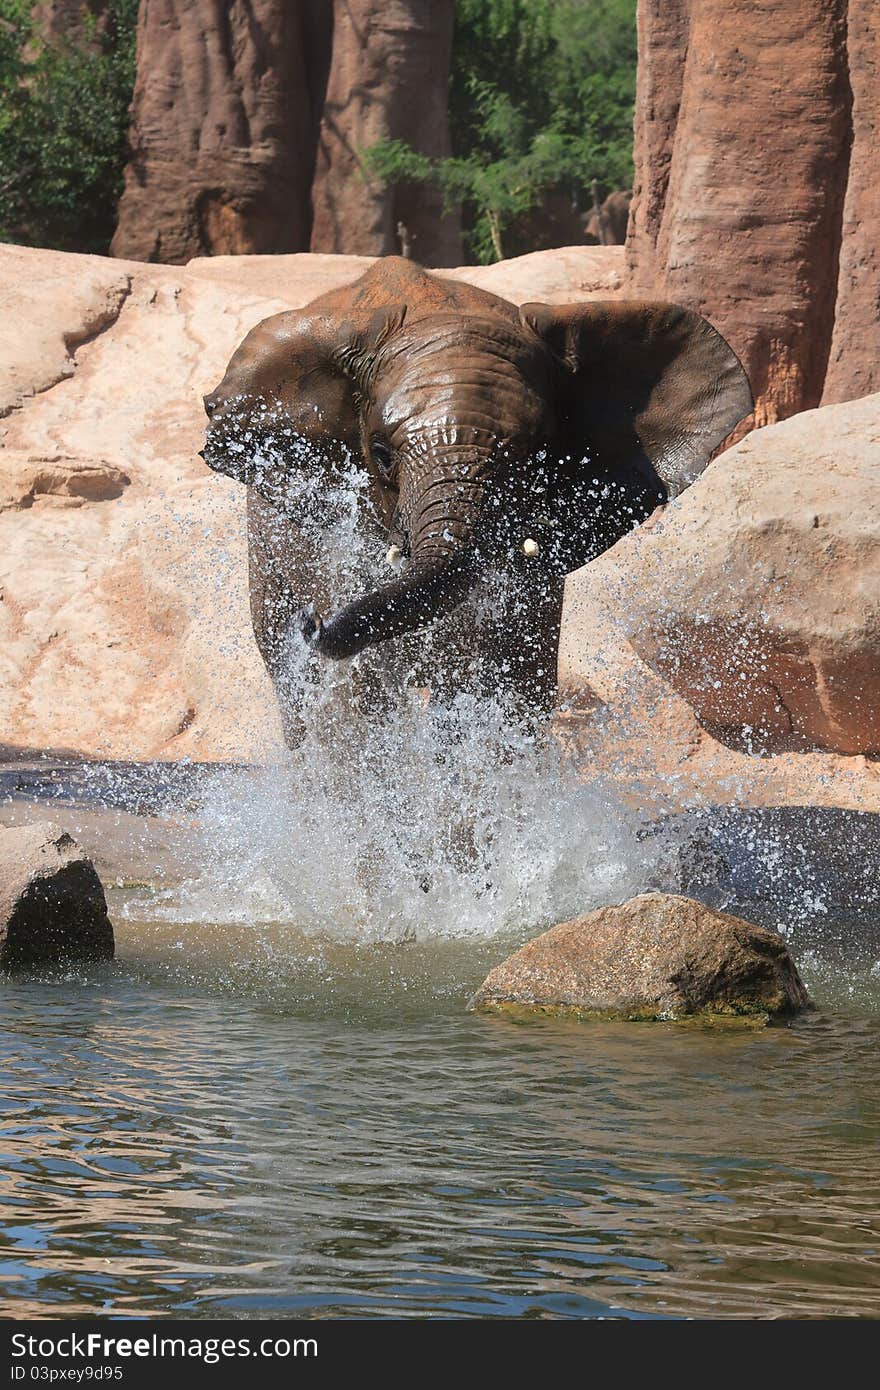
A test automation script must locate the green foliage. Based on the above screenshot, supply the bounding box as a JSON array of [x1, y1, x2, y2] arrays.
[[365, 0, 637, 263], [0, 0, 138, 254]]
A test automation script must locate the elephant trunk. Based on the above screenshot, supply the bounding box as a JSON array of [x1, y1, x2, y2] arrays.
[[310, 550, 476, 659], [311, 471, 489, 660]]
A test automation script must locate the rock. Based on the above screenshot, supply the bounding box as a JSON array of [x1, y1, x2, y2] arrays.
[[0, 242, 620, 763], [822, 1, 880, 405], [627, 0, 875, 425], [112, 0, 461, 266], [309, 0, 461, 264], [0, 453, 129, 511], [0, 822, 114, 970], [573, 393, 880, 757], [645, 806, 880, 916], [111, 2, 331, 262], [469, 892, 811, 1023], [0, 244, 131, 417], [555, 581, 880, 816]]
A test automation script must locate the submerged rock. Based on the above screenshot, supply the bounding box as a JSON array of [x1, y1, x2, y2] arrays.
[[0, 823, 114, 971], [470, 892, 811, 1024]]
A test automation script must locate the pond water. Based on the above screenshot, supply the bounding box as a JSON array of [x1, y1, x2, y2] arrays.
[[2, 757, 880, 1321], [4, 447, 880, 1318]]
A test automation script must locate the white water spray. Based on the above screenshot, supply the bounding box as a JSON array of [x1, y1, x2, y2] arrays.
[[125, 429, 645, 941]]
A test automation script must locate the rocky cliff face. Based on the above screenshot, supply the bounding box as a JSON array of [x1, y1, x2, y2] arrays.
[[627, 0, 878, 423], [113, 0, 460, 266], [309, 0, 461, 263], [111, 1, 331, 263], [822, 0, 880, 405]]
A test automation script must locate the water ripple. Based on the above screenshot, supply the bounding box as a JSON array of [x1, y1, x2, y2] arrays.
[[2, 953, 880, 1319]]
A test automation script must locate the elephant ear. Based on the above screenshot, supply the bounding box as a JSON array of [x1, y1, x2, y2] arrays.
[[520, 300, 753, 498], [203, 303, 407, 480]]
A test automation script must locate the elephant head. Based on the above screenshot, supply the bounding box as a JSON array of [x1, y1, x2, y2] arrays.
[[202, 259, 752, 671]]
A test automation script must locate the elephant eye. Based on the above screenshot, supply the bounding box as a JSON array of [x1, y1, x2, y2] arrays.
[[371, 439, 396, 481]]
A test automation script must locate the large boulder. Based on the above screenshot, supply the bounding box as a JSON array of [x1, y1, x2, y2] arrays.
[[555, 581, 880, 815], [574, 393, 880, 756], [0, 823, 114, 970], [627, 0, 878, 423], [470, 893, 811, 1023]]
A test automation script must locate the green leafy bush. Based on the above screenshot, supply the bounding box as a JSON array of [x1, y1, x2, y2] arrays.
[[0, 0, 137, 254], [366, 0, 637, 262]]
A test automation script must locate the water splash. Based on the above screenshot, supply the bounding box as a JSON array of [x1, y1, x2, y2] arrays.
[[132, 701, 638, 943], [87, 425, 880, 950], [123, 430, 643, 941]]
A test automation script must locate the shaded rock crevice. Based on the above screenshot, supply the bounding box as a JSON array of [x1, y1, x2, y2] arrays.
[[809, 1, 855, 414], [61, 276, 133, 366], [0, 823, 114, 972], [0, 454, 131, 512]]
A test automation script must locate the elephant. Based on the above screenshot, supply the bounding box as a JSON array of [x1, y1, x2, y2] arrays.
[[583, 188, 633, 246], [202, 256, 752, 745]]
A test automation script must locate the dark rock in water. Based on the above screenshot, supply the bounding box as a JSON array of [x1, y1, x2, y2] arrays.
[[0, 823, 114, 971], [644, 806, 880, 928], [470, 892, 811, 1024]]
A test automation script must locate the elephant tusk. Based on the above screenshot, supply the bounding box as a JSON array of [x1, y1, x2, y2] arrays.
[[522, 537, 540, 557], [386, 544, 403, 569]]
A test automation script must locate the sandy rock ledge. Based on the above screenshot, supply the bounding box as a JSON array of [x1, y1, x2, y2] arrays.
[[0, 822, 115, 971], [0, 241, 621, 763], [470, 892, 811, 1024]]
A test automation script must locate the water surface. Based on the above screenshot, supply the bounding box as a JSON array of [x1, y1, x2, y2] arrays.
[[2, 801, 879, 1319]]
